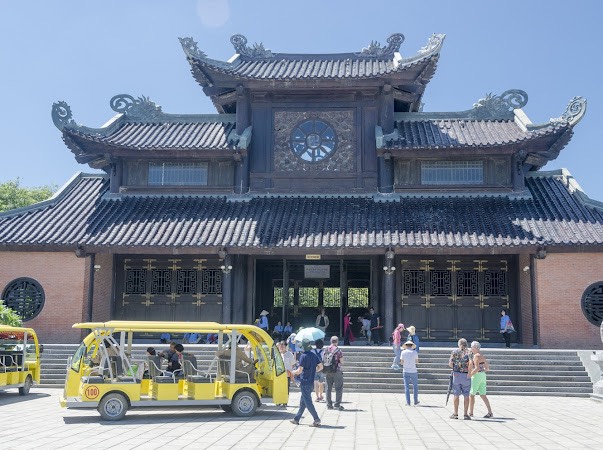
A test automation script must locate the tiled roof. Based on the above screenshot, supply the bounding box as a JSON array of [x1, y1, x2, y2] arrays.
[[65, 119, 237, 150], [389, 119, 569, 149], [1, 173, 602, 251]]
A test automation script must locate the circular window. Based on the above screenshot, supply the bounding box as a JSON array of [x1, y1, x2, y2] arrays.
[[581, 282, 603, 326], [290, 119, 338, 163], [2, 277, 45, 321]]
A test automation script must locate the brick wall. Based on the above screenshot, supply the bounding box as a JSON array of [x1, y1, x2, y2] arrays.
[[0, 252, 86, 343], [535, 252, 603, 349], [91, 253, 114, 322]]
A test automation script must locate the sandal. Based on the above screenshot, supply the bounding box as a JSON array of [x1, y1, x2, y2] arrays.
[[468, 412, 473, 417], [463, 414, 472, 420], [449, 414, 458, 419], [483, 413, 493, 418]]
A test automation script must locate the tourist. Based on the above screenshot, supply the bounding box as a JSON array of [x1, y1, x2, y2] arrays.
[[406, 325, 420, 353], [166, 343, 184, 374], [391, 323, 405, 370], [359, 315, 372, 344], [343, 311, 355, 346], [283, 322, 293, 340], [324, 335, 344, 410], [273, 321, 284, 341], [369, 307, 382, 345], [400, 339, 419, 406], [468, 341, 493, 418], [448, 338, 472, 420], [158, 341, 176, 362], [290, 339, 322, 427], [315, 308, 330, 333], [500, 309, 514, 348], [278, 341, 295, 394], [312, 339, 325, 402], [258, 310, 269, 333]]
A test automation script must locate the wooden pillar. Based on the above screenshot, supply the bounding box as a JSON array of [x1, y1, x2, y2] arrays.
[[383, 251, 396, 338], [235, 85, 251, 194], [378, 84, 394, 193], [221, 255, 233, 323]]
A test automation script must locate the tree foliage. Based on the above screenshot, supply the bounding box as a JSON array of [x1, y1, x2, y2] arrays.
[[0, 300, 23, 326], [0, 178, 57, 212]]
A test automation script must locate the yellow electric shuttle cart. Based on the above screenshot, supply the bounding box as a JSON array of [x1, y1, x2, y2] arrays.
[[60, 321, 288, 421], [0, 325, 42, 395]]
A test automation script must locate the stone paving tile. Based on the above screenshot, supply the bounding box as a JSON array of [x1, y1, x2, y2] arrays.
[[1, 389, 602, 449]]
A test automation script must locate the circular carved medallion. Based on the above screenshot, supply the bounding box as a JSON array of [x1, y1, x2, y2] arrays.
[[290, 119, 337, 163], [581, 281, 603, 327], [2, 277, 45, 321]]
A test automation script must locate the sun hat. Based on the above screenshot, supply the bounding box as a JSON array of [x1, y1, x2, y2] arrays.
[[260, 310, 269, 316], [403, 339, 416, 349], [397, 323, 405, 330], [407, 325, 416, 335]]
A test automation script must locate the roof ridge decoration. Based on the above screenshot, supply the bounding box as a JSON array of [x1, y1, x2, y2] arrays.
[[51, 101, 77, 130], [471, 89, 528, 119], [110, 94, 163, 121], [550, 96, 587, 127], [178, 37, 207, 60], [230, 34, 274, 59], [360, 33, 405, 58]]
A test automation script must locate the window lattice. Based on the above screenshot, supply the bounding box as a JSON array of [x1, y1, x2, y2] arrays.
[[421, 161, 484, 185], [201, 269, 222, 295], [125, 269, 147, 295], [323, 288, 341, 307], [456, 270, 478, 296], [273, 287, 294, 307], [2, 277, 45, 321], [148, 162, 208, 186], [403, 270, 426, 296], [581, 282, 603, 326], [484, 270, 507, 296], [430, 270, 451, 296], [347, 288, 369, 308], [177, 270, 197, 295], [298, 287, 319, 307], [151, 270, 172, 295]]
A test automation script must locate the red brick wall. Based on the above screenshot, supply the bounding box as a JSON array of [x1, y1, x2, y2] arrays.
[[518, 253, 534, 346], [91, 253, 114, 322], [535, 253, 603, 349], [0, 252, 86, 343]]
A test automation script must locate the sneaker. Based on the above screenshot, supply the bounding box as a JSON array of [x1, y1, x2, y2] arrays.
[[327, 404, 333, 409], [390, 364, 400, 370], [337, 405, 345, 411], [463, 414, 472, 420], [414, 401, 420, 406], [449, 414, 458, 419], [310, 421, 321, 427], [290, 419, 299, 425]]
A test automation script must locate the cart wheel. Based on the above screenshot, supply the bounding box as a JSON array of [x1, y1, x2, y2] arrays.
[[19, 376, 32, 396], [98, 393, 128, 421], [231, 390, 258, 417]]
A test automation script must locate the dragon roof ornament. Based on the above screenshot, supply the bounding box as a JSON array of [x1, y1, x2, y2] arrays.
[[551, 96, 587, 126], [51, 101, 77, 131], [472, 89, 528, 118], [178, 37, 207, 60], [230, 34, 274, 59], [360, 33, 405, 58], [110, 94, 163, 121]]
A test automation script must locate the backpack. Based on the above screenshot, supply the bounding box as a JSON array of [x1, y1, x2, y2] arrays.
[[322, 347, 337, 373]]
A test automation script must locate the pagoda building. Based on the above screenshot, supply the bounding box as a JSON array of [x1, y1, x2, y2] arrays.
[[1, 33, 602, 347]]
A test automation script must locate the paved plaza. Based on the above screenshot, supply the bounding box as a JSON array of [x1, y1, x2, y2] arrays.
[[0, 388, 602, 449]]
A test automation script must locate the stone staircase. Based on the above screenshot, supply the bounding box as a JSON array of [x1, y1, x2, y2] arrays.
[[39, 344, 593, 397]]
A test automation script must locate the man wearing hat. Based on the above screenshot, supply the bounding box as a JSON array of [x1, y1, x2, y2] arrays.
[[290, 339, 323, 427], [258, 310, 269, 333], [400, 339, 420, 406]]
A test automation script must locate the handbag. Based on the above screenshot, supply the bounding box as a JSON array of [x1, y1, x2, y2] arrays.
[[505, 319, 516, 333]]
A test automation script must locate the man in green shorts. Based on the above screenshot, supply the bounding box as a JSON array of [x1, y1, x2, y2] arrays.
[[468, 341, 493, 418]]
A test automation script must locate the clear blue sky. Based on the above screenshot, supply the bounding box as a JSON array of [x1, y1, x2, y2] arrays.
[[1, 0, 601, 200]]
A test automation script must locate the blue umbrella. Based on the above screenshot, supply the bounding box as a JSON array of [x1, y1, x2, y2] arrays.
[[293, 327, 326, 343]]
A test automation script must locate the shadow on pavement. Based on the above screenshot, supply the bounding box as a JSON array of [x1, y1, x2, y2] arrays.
[[63, 409, 291, 425], [0, 392, 51, 405]]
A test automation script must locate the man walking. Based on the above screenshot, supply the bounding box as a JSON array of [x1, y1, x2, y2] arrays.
[[448, 338, 472, 420], [290, 339, 322, 427], [324, 336, 344, 410], [369, 307, 382, 345]]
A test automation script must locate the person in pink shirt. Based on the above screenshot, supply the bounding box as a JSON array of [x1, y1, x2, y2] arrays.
[[391, 323, 405, 370]]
